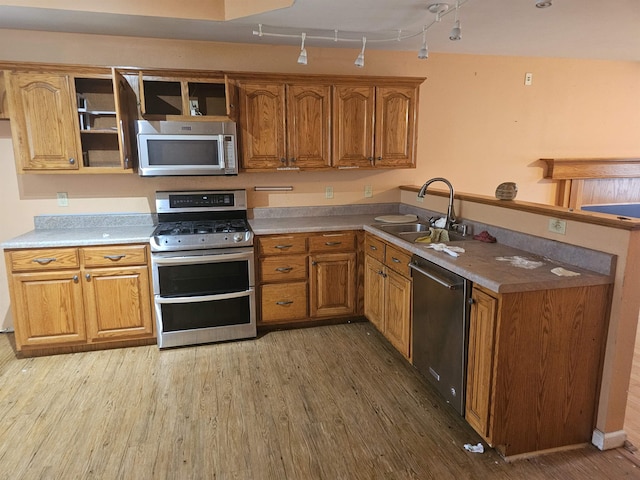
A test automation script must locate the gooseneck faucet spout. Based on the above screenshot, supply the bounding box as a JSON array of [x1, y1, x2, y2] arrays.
[[417, 177, 456, 229]]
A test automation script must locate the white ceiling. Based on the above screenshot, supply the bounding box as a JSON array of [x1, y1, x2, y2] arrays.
[[0, 0, 639, 61]]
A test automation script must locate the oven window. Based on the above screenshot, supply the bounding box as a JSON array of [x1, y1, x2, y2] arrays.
[[147, 139, 219, 166], [160, 295, 251, 332], [158, 260, 249, 297]]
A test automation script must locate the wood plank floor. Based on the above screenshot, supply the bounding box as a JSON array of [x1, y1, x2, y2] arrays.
[[1, 322, 639, 480]]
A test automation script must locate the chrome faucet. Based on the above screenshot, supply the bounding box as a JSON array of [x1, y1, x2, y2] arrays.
[[417, 177, 457, 230]]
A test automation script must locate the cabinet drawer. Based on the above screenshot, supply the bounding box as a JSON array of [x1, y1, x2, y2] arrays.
[[9, 248, 80, 272], [260, 255, 307, 283], [385, 245, 412, 277], [260, 282, 308, 323], [81, 245, 148, 267], [258, 235, 307, 256], [364, 235, 385, 262], [309, 232, 355, 252]]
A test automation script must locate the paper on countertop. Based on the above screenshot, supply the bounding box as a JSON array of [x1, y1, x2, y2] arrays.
[[496, 255, 544, 269], [551, 267, 581, 277], [433, 217, 447, 228], [425, 243, 465, 257]]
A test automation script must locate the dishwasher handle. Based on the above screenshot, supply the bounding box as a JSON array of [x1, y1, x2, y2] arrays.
[[409, 261, 464, 290]]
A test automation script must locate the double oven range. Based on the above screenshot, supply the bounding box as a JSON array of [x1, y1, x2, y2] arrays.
[[150, 190, 256, 348]]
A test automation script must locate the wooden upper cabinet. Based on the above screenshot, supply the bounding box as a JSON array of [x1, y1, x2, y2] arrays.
[[375, 86, 417, 168], [7, 72, 81, 171], [238, 81, 331, 171], [333, 84, 417, 169], [286, 84, 331, 169], [332, 85, 375, 168], [238, 82, 287, 169]]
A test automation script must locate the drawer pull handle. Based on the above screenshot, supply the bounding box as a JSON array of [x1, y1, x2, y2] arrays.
[[275, 267, 293, 272], [103, 254, 126, 261], [325, 241, 342, 246], [391, 257, 401, 263], [369, 245, 377, 251], [275, 245, 293, 250], [276, 300, 294, 306], [377, 270, 387, 278], [33, 257, 57, 265]]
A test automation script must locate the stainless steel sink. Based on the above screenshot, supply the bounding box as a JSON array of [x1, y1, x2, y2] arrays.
[[377, 223, 431, 234], [374, 223, 468, 243]]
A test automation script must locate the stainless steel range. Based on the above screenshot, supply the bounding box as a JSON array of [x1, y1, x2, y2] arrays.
[[150, 190, 256, 348]]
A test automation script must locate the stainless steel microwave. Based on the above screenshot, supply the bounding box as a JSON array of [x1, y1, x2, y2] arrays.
[[136, 120, 238, 176]]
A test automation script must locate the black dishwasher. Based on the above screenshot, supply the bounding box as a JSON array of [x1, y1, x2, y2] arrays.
[[409, 255, 471, 415]]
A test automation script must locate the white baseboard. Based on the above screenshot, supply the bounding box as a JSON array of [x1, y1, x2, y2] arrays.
[[592, 429, 627, 450]]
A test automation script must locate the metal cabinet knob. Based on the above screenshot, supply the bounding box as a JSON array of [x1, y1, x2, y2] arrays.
[[85, 273, 91, 280], [69, 158, 76, 164], [72, 275, 79, 283]]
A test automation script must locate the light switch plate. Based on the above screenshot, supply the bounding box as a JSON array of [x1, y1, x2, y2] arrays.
[[548, 218, 566, 234], [364, 185, 373, 198], [57, 192, 68, 207], [325, 186, 334, 199]]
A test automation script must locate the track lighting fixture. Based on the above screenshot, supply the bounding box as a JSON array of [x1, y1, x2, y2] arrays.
[[354, 37, 366, 68], [253, 0, 476, 67], [418, 27, 428, 59], [297, 32, 307, 65], [449, 1, 462, 40], [535, 0, 552, 7]]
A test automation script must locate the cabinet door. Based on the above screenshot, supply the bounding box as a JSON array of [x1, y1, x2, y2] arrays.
[[83, 266, 153, 341], [113, 69, 135, 170], [332, 85, 375, 168], [364, 255, 386, 332], [465, 287, 498, 440], [286, 84, 331, 169], [7, 72, 81, 171], [238, 82, 286, 169], [11, 270, 86, 349], [374, 86, 416, 168], [310, 252, 356, 317], [384, 269, 412, 359]]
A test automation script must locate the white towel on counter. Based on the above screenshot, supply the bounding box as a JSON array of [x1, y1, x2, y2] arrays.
[[424, 243, 465, 257]]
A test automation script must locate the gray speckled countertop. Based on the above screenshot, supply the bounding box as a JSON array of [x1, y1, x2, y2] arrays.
[[1, 226, 155, 249], [2, 210, 614, 294], [1, 214, 156, 249], [362, 225, 612, 294], [249, 213, 613, 294]]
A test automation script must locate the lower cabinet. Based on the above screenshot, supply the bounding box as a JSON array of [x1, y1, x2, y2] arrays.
[[465, 283, 611, 457], [256, 231, 361, 327], [5, 244, 155, 353], [363, 233, 412, 359]]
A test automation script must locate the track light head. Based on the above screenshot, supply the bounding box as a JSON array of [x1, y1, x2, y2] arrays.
[[418, 27, 428, 59], [297, 33, 307, 65], [354, 36, 366, 68], [449, 20, 461, 41]]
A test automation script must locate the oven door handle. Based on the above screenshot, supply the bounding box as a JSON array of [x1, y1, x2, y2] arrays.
[[153, 251, 253, 266], [156, 289, 252, 304]]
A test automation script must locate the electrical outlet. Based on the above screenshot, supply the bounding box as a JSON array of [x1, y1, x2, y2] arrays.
[[325, 186, 334, 199], [548, 218, 566, 235], [364, 185, 373, 198], [57, 192, 68, 207], [524, 72, 533, 86]]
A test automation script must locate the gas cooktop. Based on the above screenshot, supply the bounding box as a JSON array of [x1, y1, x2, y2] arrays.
[[150, 190, 253, 252]]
